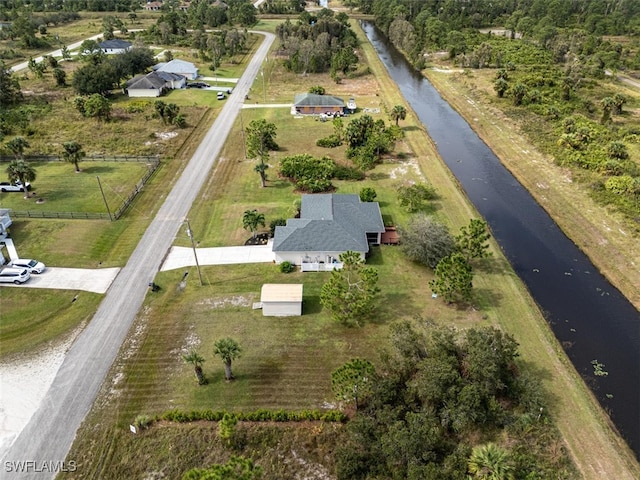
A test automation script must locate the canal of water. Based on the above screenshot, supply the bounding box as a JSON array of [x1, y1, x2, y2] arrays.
[[361, 21, 640, 458]]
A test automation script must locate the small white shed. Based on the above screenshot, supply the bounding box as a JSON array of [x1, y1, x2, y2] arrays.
[[260, 284, 303, 317]]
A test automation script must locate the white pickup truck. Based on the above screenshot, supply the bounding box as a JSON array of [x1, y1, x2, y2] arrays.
[[0, 181, 31, 192]]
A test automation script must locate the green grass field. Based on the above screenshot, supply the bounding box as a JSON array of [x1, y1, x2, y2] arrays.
[[0, 160, 152, 213], [3, 17, 638, 479]]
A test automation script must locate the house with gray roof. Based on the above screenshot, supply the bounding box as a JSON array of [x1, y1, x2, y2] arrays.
[[98, 39, 132, 54], [292, 93, 345, 115], [154, 59, 199, 80], [125, 71, 185, 97], [272, 194, 385, 269]]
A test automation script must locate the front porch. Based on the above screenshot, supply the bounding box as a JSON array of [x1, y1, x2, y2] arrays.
[[300, 262, 343, 272]]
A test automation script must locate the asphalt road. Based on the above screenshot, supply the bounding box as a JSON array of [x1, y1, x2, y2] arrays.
[[1, 31, 275, 479]]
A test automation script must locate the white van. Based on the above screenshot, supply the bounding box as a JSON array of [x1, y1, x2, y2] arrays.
[[0, 266, 30, 284]]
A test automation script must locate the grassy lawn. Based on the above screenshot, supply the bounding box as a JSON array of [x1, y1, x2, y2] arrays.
[[0, 160, 152, 213], [0, 289, 102, 357], [0, 30, 264, 357], [4, 17, 639, 479]]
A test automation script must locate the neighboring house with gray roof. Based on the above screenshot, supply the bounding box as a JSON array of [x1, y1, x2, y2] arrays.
[[272, 194, 385, 269], [154, 59, 199, 80], [292, 93, 345, 115], [125, 71, 185, 97], [98, 39, 132, 54]]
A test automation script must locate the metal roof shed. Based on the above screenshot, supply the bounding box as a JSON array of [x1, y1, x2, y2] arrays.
[[260, 284, 303, 317]]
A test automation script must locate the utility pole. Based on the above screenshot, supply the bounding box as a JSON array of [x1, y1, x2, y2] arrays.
[[261, 69, 265, 104], [185, 218, 203, 286], [240, 111, 247, 160], [96, 176, 112, 221]]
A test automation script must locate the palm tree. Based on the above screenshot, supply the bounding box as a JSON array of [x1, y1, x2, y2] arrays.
[[242, 209, 265, 239], [468, 443, 514, 480], [600, 97, 615, 124], [213, 338, 242, 381], [612, 93, 626, 114], [61, 141, 85, 172], [6, 159, 36, 199], [5, 136, 29, 159], [182, 350, 207, 385], [390, 104, 407, 126], [254, 162, 268, 188]]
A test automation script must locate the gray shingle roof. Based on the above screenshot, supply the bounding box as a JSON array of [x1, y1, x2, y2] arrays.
[[126, 72, 166, 90], [273, 194, 385, 253], [293, 93, 345, 107], [99, 39, 132, 49], [156, 59, 198, 75]]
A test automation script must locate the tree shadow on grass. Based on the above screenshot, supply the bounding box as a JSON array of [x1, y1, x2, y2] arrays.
[[472, 287, 503, 310], [81, 164, 116, 174], [368, 172, 389, 180], [303, 294, 322, 315], [475, 256, 511, 276], [268, 179, 292, 189], [372, 292, 418, 323]]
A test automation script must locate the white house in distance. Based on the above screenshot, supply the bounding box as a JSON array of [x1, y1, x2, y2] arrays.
[[260, 284, 303, 316], [98, 39, 132, 54], [125, 71, 185, 97], [154, 59, 199, 80], [272, 194, 385, 270]]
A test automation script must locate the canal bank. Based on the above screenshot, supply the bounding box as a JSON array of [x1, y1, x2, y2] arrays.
[[357, 20, 640, 478]]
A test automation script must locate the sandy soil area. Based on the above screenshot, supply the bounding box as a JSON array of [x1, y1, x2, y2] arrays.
[[0, 331, 78, 458]]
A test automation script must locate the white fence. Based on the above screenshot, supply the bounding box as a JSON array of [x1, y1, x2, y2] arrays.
[[300, 262, 343, 272]]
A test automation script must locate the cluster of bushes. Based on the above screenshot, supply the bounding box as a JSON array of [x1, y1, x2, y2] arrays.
[[316, 134, 342, 148], [335, 321, 576, 479], [157, 408, 347, 424], [279, 154, 365, 192]]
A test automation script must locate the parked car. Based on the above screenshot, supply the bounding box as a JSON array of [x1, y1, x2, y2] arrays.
[[0, 181, 31, 192], [187, 82, 210, 89], [0, 266, 30, 284], [217, 92, 225, 100], [9, 258, 46, 274]]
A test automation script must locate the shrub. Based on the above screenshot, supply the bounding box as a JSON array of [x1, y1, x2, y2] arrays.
[[133, 414, 154, 430], [159, 408, 346, 423], [359, 187, 377, 202], [316, 134, 342, 147], [279, 261, 295, 273], [333, 164, 365, 180], [309, 85, 326, 95], [269, 218, 287, 236]]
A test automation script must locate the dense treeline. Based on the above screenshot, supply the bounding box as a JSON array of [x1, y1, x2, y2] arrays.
[[354, 0, 640, 229], [350, 0, 640, 69], [0, 0, 141, 13], [349, 0, 640, 36], [276, 10, 358, 76], [335, 321, 576, 479]]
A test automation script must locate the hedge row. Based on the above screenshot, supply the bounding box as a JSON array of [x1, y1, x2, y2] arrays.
[[157, 408, 347, 424]]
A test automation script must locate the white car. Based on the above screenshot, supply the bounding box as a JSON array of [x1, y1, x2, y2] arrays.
[[9, 258, 46, 274], [0, 267, 30, 284], [0, 181, 31, 192]]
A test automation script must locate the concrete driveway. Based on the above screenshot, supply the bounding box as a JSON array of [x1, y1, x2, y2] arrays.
[[160, 242, 274, 271], [1, 267, 120, 294]]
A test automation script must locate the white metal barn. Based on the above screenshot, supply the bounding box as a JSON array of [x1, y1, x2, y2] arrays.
[[260, 284, 303, 317]]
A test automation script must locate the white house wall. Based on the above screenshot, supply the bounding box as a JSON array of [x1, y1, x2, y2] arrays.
[[262, 301, 302, 317], [274, 250, 364, 265], [128, 89, 161, 98]]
